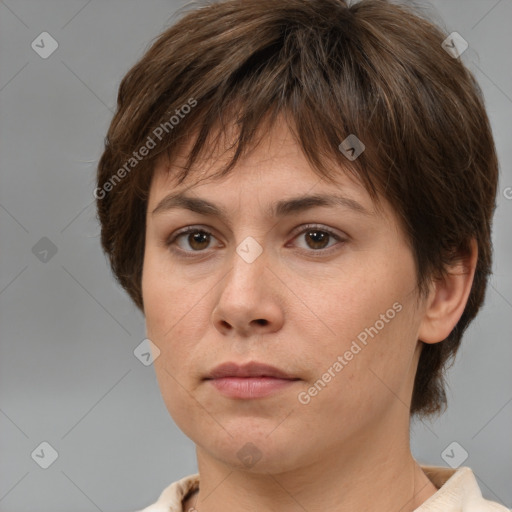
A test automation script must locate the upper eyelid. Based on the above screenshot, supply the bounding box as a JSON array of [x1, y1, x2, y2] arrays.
[[289, 223, 343, 239], [169, 224, 345, 248]]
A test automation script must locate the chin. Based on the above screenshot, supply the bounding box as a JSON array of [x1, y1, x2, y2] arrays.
[[197, 430, 309, 475]]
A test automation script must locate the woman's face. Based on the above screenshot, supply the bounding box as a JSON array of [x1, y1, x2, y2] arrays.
[[142, 118, 429, 473]]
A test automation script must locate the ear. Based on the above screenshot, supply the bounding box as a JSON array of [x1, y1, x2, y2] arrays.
[[418, 238, 478, 344]]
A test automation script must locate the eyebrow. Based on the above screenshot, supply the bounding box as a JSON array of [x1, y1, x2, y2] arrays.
[[151, 192, 374, 219]]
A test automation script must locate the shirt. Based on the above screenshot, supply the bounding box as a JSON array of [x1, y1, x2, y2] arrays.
[[137, 465, 510, 512]]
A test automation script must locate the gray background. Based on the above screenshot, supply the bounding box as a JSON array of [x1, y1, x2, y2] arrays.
[[0, 1, 511, 511]]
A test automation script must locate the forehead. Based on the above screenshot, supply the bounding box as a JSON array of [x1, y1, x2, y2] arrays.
[[147, 114, 389, 222]]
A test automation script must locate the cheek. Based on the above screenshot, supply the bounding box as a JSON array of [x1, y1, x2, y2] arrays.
[[306, 261, 408, 343], [294, 308, 418, 439], [142, 248, 214, 383], [144, 274, 205, 431], [299, 255, 419, 398], [142, 247, 189, 337], [142, 251, 187, 381]]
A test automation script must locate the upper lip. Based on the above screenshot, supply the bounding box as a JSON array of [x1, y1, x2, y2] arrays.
[[206, 362, 298, 380]]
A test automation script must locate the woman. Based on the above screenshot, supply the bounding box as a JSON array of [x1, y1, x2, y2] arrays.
[[96, 1, 507, 510]]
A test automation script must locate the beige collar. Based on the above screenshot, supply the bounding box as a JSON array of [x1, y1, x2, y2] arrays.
[[140, 465, 508, 512]]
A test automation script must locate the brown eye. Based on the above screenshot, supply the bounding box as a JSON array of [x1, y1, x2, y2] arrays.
[[186, 231, 211, 250], [304, 229, 331, 250], [292, 225, 343, 253], [169, 227, 219, 253]]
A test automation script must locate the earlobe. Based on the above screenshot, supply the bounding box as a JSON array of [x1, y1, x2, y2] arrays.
[[418, 238, 478, 344]]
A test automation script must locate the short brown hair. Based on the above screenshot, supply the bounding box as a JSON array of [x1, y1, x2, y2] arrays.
[[96, 0, 499, 419]]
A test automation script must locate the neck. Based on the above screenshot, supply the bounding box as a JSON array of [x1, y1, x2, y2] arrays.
[[184, 414, 437, 512]]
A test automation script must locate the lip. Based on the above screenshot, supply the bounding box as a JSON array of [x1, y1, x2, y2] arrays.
[[206, 361, 296, 379], [205, 362, 300, 399]]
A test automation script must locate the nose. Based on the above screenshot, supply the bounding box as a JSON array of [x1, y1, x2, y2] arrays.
[[211, 243, 285, 338]]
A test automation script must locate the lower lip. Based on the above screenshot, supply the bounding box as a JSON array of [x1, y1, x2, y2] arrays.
[[208, 377, 298, 399]]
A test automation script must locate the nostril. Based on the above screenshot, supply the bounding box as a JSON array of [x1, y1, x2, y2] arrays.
[[255, 319, 268, 326]]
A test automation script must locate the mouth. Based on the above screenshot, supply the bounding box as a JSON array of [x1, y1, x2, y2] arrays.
[[206, 361, 298, 379], [204, 361, 300, 399]]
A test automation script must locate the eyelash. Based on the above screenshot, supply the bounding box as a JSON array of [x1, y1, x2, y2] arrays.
[[165, 224, 346, 258]]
